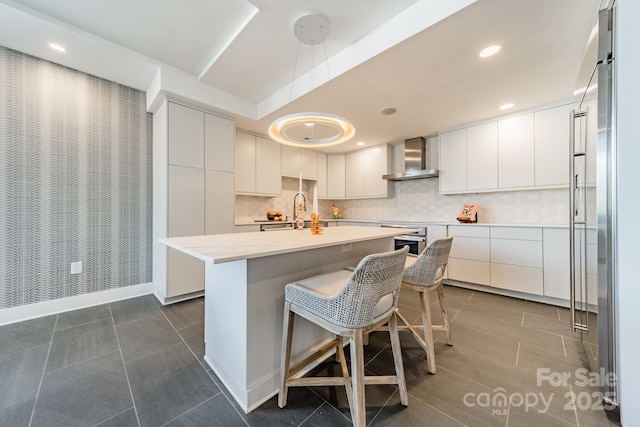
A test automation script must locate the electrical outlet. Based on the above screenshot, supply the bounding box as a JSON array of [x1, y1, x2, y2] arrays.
[[70, 261, 82, 275], [341, 243, 352, 253]]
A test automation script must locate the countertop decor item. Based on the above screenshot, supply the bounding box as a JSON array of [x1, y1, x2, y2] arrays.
[[310, 213, 323, 235], [331, 204, 342, 219], [456, 203, 478, 223]]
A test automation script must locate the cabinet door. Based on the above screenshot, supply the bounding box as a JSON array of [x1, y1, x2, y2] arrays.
[[205, 170, 234, 235], [327, 154, 346, 198], [439, 129, 467, 193], [535, 104, 573, 187], [256, 136, 281, 195], [300, 149, 318, 180], [363, 145, 390, 197], [543, 228, 570, 300], [205, 114, 234, 173], [498, 113, 534, 188], [167, 165, 205, 296], [345, 151, 365, 198], [491, 264, 543, 295], [467, 122, 498, 191], [168, 103, 204, 169], [235, 132, 256, 193], [316, 153, 328, 198], [280, 145, 300, 178]]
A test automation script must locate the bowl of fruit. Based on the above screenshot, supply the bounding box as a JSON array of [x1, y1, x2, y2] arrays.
[[266, 211, 283, 221]]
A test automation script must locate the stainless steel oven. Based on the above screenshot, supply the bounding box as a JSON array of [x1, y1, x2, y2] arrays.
[[379, 224, 427, 255]]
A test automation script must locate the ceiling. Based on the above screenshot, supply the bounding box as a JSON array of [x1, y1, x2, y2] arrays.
[[0, 0, 602, 153]]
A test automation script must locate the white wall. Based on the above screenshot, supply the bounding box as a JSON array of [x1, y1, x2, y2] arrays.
[[614, 1, 640, 425]]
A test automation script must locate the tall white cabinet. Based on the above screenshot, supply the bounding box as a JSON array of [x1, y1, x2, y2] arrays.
[[153, 101, 235, 304]]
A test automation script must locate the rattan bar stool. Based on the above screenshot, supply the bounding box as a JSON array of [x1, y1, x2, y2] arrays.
[[395, 236, 454, 374], [278, 246, 409, 427]]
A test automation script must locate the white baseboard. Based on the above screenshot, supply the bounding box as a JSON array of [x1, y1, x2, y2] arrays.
[[0, 282, 154, 326]]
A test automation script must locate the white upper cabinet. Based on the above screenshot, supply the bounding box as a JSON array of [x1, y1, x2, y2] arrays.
[[280, 145, 318, 180], [345, 150, 365, 197], [316, 153, 328, 198], [168, 103, 205, 169], [439, 101, 584, 195], [467, 122, 498, 191], [234, 131, 257, 194], [439, 128, 467, 193], [327, 154, 346, 199], [345, 144, 391, 198], [363, 145, 392, 197], [498, 113, 535, 189], [256, 136, 282, 196], [205, 113, 234, 173], [534, 104, 574, 187], [235, 131, 281, 196]]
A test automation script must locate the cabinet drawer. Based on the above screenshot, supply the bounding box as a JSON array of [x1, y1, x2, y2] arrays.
[[448, 258, 491, 286], [491, 239, 542, 267], [450, 236, 490, 261], [491, 227, 542, 241], [448, 225, 490, 238], [491, 263, 543, 295]]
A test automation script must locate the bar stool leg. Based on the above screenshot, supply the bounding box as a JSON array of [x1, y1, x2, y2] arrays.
[[388, 313, 409, 406], [419, 289, 436, 374], [350, 331, 366, 427], [278, 302, 294, 408], [436, 284, 453, 346]]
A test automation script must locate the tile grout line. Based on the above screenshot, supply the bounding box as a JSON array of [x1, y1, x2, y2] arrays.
[[155, 301, 250, 424], [109, 304, 143, 427], [27, 314, 59, 427]]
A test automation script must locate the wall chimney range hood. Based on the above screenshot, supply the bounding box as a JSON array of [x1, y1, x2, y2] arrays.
[[382, 136, 439, 181]]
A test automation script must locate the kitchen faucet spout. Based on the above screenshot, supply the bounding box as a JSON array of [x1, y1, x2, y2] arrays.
[[293, 193, 306, 219]]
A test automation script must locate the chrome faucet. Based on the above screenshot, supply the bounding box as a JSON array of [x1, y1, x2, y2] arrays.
[[293, 193, 306, 219]]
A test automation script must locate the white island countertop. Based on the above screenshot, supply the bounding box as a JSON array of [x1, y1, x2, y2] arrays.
[[160, 225, 416, 264]]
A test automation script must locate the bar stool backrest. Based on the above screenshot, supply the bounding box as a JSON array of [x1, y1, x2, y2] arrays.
[[402, 236, 453, 288], [285, 246, 409, 329]]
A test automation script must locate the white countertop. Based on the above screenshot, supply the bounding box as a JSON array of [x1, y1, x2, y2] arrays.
[[160, 225, 416, 264]]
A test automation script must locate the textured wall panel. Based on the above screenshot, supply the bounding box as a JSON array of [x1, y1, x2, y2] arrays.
[[0, 47, 152, 309]]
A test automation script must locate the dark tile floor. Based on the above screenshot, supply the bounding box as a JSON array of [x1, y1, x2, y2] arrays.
[[0, 286, 621, 426]]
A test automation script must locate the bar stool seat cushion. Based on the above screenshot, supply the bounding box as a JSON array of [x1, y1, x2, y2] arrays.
[[287, 269, 394, 327]]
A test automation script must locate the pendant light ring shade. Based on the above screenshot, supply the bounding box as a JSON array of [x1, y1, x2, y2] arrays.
[[269, 12, 356, 148], [269, 112, 355, 148]]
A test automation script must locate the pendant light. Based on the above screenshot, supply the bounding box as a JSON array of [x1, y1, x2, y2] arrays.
[[268, 13, 355, 148]]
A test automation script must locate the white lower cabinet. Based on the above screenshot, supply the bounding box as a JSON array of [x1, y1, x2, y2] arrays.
[[543, 227, 596, 305], [447, 225, 491, 286], [490, 227, 543, 295], [446, 225, 594, 306]]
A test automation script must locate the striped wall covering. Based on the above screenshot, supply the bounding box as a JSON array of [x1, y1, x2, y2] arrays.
[[0, 46, 152, 309]]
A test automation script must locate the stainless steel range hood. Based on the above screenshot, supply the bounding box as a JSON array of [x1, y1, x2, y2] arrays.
[[382, 136, 439, 181]]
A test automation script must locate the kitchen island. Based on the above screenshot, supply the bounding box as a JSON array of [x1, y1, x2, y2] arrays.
[[159, 225, 413, 413]]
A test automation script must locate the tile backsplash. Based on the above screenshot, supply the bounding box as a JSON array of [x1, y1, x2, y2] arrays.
[[236, 176, 582, 225]]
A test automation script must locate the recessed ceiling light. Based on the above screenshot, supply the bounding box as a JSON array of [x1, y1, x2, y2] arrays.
[[379, 107, 397, 116], [499, 103, 515, 110], [479, 44, 501, 58], [49, 43, 66, 52], [356, 141, 365, 146]]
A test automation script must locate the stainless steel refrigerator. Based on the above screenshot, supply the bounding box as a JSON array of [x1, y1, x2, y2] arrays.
[[570, 1, 619, 418]]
